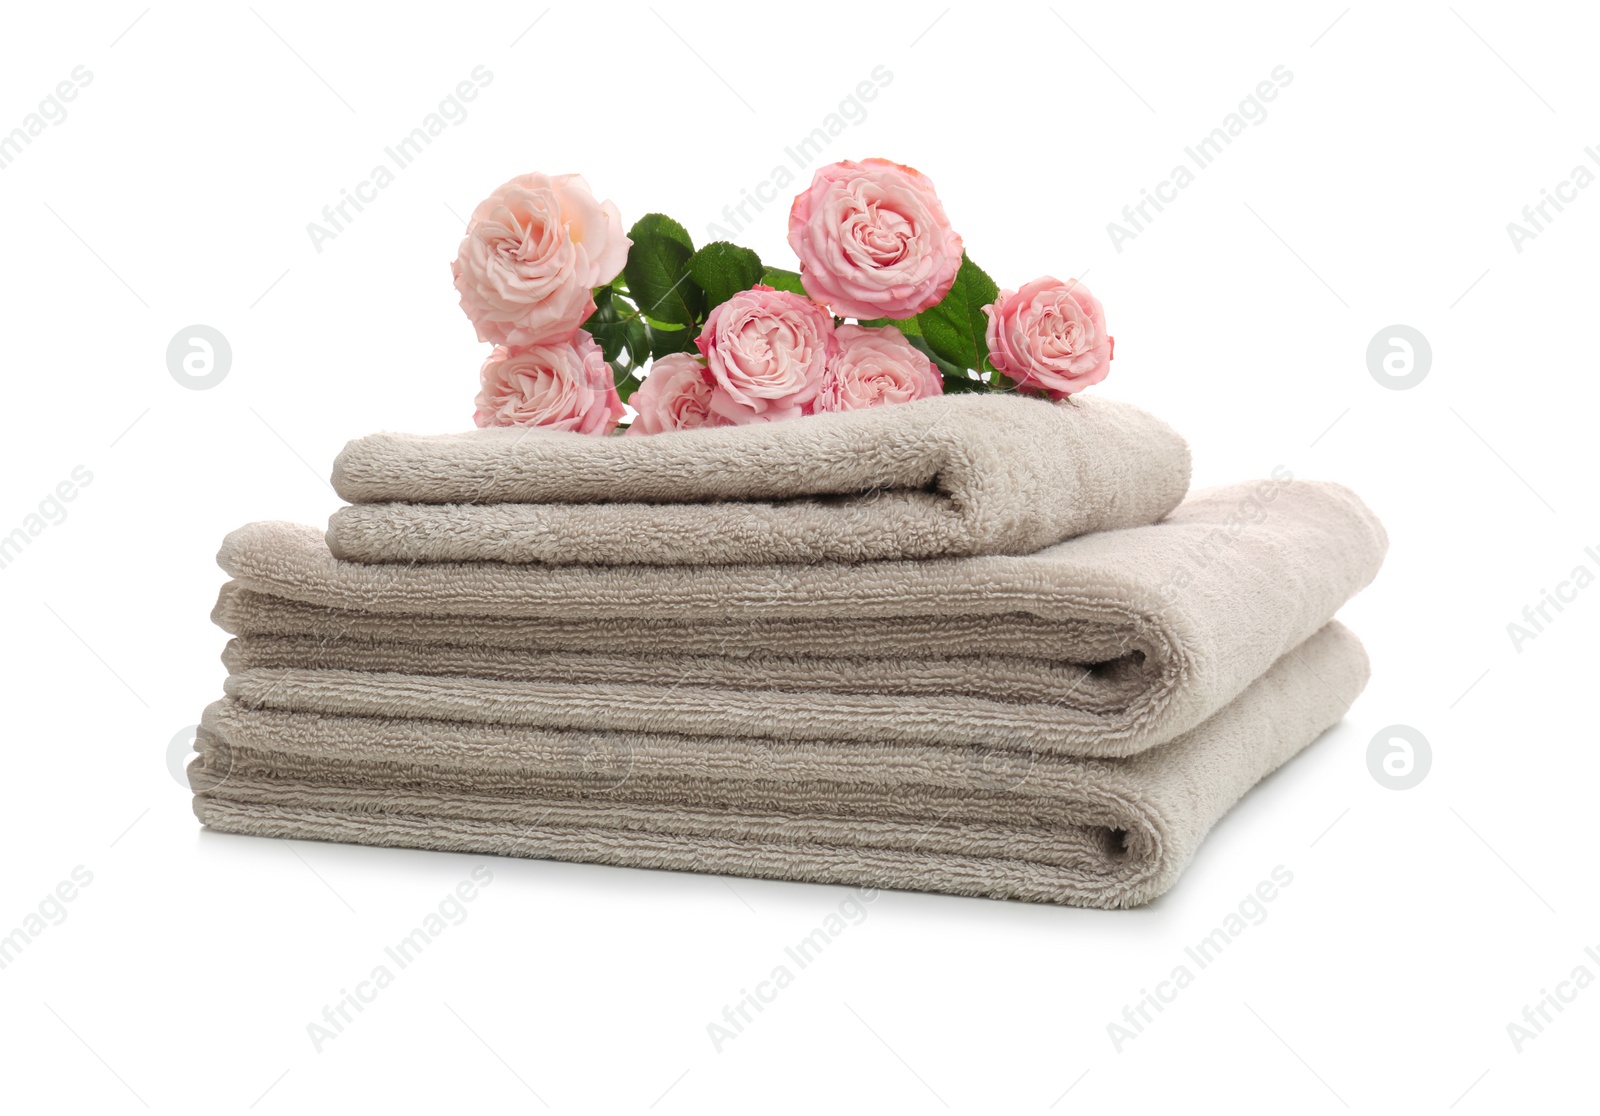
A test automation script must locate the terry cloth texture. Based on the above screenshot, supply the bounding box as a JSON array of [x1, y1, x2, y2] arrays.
[[326, 393, 1192, 565], [189, 622, 1369, 909], [217, 481, 1386, 758]]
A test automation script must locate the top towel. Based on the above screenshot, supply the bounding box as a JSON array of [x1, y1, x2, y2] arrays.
[[328, 393, 1190, 565]]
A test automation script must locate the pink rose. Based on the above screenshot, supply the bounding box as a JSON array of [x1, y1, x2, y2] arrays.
[[695, 285, 838, 424], [984, 277, 1113, 398], [815, 325, 943, 412], [473, 331, 624, 434], [787, 158, 963, 320], [451, 173, 630, 348], [625, 353, 729, 435]]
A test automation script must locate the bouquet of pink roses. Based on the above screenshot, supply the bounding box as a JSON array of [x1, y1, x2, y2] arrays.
[[450, 159, 1112, 435]]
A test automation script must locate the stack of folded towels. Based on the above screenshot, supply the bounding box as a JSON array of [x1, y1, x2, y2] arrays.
[[190, 394, 1386, 908]]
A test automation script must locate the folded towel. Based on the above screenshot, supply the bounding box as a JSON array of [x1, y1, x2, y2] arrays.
[[217, 481, 1385, 757], [219, 633, 1159, 713], [327, 394, 1191, 565], [190, 622, 1368, 908]]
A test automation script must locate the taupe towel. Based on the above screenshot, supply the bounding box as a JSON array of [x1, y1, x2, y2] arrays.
[[327, 394, 1191, 565], [217, 481, 1386, 757], [190, 622, 1368, 908]]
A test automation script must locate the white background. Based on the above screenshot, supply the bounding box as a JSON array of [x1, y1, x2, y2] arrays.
[[1, 2, 1595, 1112]]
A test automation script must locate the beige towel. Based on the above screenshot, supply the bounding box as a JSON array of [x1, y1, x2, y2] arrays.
[[327, 394, 1191, 565], [190, 622, 1368, 908], [217, 481, 1385, 757]]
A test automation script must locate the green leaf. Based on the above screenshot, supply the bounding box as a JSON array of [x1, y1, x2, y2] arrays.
[[760, 266, 807, 296], [941, 370, 992, 394], [857, 315, 922, 337], [583, 289, 623, 361], [915, 253, 999, 372], [624, 316, 650, 366], [623, 214, 705, 327], [610, 360, 641, 404], [689, 242, 764, 308], [647, 319, 700, 359], [905, 335, 983, 393], [582, 287, 651, 366]]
